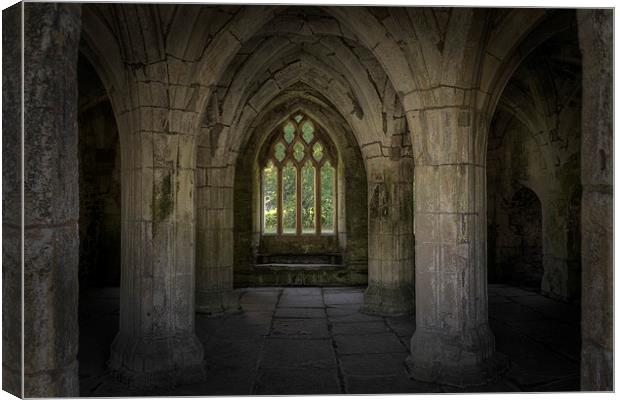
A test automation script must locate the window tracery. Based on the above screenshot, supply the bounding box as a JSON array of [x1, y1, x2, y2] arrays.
[[260, 113, 337, 235]]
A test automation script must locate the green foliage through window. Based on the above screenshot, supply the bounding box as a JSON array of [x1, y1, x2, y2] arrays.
[[262, 161, 277, 233], [282, 162, 296, 233], [321, 162, 335, 233], [261, 113, 337, 235], [293, 142, 305, 162], [302, 121, 314, 143], [283, 122, 295, 143], [275, 142, 286, 162]]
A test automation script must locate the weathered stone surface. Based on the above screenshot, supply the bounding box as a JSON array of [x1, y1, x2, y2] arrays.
[[363, 157, 415, 316], [410, 107, 500, 387], [331, 321, 389, 335], [339, 352, 407, 376], [275, 307, 326, 319], [335, 333, 407, 355], [577, 9, 613, 392], [272, 318, 330, 339], [255, 367, 341, 395], [19, 3, 82, 397], [327, 305, 384, 323], [261, 338, 337, 369]]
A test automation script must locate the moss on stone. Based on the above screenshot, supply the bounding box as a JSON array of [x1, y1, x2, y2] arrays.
[[154, 173, 174, 222]]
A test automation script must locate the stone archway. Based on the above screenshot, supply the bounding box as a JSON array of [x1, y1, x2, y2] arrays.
[[233, 96, 369, 287]]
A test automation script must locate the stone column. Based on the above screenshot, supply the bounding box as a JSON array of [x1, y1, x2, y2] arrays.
[[195, 158, 239, 315], [16, 3, 81, 396], [362, 155, 415, 316], [577, 9, 613, 391], [407, 106, 503, 386], [107, 66, 205, 387]]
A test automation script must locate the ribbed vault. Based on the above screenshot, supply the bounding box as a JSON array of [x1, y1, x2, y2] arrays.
[[199, 6, 411, 170]]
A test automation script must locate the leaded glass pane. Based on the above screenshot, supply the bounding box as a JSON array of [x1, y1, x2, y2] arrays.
[[302, 121, 314, 143], [275, 142, 286, 162], [283, 121, 295, 143], [262, 161, 277, 233], [312, 142, 323, 161], [282, 162, 297, 233], [294, 114, 303, 123], [320, 161, 335, 233], [301, 162, 316, 233], [293, 142, 304, 162]]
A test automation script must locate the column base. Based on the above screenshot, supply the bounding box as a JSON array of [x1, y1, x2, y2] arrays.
[[406, 325, 508, 387], [581, 341, 613, 390], [108, 333, 205, 389], [196, 289, 241, 316], [361, 284, 414, 316], [23, 359, 79, 397]]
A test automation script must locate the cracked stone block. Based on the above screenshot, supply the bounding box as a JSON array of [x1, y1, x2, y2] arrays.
[[255, 367, 341, 395], [327, 306, 384, 323], [331, 321, 390, 335], [261, 338, 337, 369], [201, 337, 264, 368], [339, 353, 408, 376], [334, 333, 407, 355], [324, 292, 364, 305], [344, 374, 442, 394], [278, 294, 325, 308], [384, 316, 416, 337], [275, 307, 326, 319], [272, 318, 330, 339]]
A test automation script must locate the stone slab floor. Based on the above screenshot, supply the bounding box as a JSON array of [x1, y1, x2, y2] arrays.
[[78, 285, 580, 396]]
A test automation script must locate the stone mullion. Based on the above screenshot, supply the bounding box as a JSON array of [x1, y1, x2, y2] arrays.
[[296, 163, 302, 235], [316, 164, 322, 234], [407, 106, 501, 387], [277, 165, 283, 234]]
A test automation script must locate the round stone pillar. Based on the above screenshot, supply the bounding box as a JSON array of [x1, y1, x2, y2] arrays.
[[195, 164, 240, 316], [362, 155, 415, 316], [107, 78, 205, 388], [406, 106, 505, 387]]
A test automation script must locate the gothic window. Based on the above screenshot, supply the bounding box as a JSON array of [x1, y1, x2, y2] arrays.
[[260, 113, 337, 235]]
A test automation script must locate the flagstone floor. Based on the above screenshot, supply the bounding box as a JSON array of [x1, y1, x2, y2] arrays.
[[78, 284, 580, 396]]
